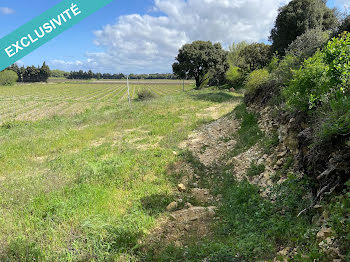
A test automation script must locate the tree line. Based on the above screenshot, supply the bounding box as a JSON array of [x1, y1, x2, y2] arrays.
[[67, 71, 176, 80], [7, 62, 51, 83], [172, 0, 348, 89]]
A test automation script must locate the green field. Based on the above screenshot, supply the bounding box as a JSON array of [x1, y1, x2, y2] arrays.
[[0, 81, 192, 124], [0, 82, 241, 261]]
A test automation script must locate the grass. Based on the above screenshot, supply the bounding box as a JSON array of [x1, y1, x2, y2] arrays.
[[229, 103, 264, 157], [0, 82, 193, 124], [141, 100, 328, 262], [246, 161, 265, 177], [0, 83, 239, 261]]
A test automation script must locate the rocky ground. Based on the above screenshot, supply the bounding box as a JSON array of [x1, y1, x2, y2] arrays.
[[143, 104, 345, 261]]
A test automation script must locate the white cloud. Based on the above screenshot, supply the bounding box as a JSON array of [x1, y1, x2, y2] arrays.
[[0, 7, 14, 15], [48, 60, 85, 71], [54, 0, 292, 73]]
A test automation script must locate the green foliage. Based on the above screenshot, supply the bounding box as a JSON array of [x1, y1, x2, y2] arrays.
[[286, 28, 330, 60], [245, 69, 270, 95], [0, 70, 18, 86], [328, 180, 350, 260], [173, 41, 229, 88], [267, 55, 279, 73], [284, 52, 329, 111], [21, 62, 51, 82], [0, 238, 43, 262], [137, 89, 155, 101], [323, 32, 350, 88], [238, 43, 272, 72], [228, 41, 248, 67], [336, 14, 350, 36], [216, 174, 314, 261], [270, 0, 338, 56], [270, 54, 302, 85], [246, 161, 265, 177], [50, 69, 69, 78], [225, 66, 245, 88], [230, 104, 264, 156], [284, 33, 350, 112]]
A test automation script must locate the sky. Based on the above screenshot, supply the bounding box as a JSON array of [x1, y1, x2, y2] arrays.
[[0, 0, 348, 74]]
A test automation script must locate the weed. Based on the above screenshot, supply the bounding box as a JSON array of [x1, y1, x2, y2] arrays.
[[229, 104, 264, 157], [246, 161, 265, 177]]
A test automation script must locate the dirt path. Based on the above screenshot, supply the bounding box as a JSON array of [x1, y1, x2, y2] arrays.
[[142, 104, 242, 254]]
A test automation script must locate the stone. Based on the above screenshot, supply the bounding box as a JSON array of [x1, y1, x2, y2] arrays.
[[278, 150, 287, 158], [177, 183, 186, 192], [276, 159, 284, 166], [191, 188, 211, 203], [317, 227, 333, 242], [184, 202, 193, 209], [166, 202, 178, 212], [169, 206, 216, 223], [277, 247, 291, 256], [257, 158, 264, 165]]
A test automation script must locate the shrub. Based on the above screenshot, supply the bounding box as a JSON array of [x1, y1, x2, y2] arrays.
[[136, 89, 155, 101], [286, 28, 330, 60], [0, 70, 18, 86], [270, 54, 302, 85], [244, 69, 270, 95], [284, 32, 350, 112], [283, 52, 329, 111], [225, 66, 245, 88]]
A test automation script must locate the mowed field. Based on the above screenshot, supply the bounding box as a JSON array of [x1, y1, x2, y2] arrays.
[[0, 80, 192, 124], [0, 81, 241, 261]]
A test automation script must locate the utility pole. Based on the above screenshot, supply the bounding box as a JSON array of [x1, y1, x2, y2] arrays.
[[127, 75, 131, 106]]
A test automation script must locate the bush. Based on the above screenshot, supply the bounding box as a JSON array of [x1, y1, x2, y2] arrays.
[[283, 52, 329, 111], [225, 66, 245, 88], [270, 54, 302, 85], [244, 69, 269, 95], [286, 28, 330, 60], [136, 89, 155, 101], [0, 70, 18, 86], [284, 32, 350, 112]]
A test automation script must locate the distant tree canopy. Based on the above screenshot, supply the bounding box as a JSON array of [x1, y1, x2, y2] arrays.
[[7, 62, 51, 82], [66, 71, 175, 80], [270, 0, 338, 56], [172, 40, 229, 89], [228, 41, 249, 67], [238, 43, 272, 72], [336, 15, 350, 36], [51, 69, 70, 78]]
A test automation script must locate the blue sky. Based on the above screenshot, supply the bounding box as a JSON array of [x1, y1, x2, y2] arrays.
[[0, 0, 348, 74]]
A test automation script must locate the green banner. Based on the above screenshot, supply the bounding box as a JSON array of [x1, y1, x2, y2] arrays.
[[0, 0, 114, 71]]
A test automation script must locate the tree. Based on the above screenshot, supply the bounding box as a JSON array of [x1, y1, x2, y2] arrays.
[[336, 15, 350, 36], [270, 0, 338, 56], [40, 62, 51, 82], [172, 41, 229, 89], [228, 41, 248, 67], [238, 43, 272, 72]]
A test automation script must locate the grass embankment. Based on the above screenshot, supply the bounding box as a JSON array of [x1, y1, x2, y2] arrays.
[[0, 86, 241, 261]]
